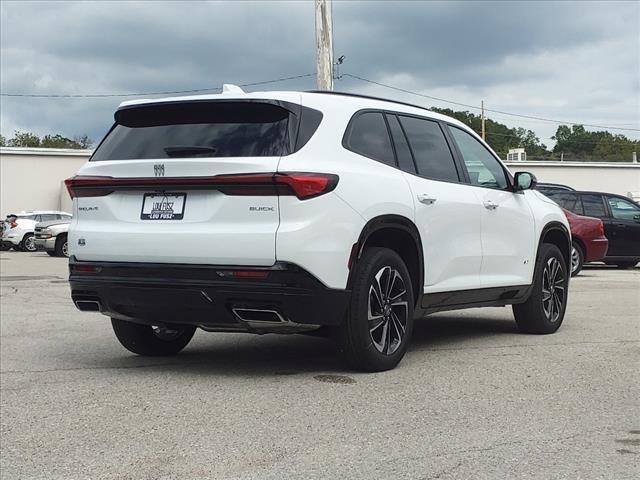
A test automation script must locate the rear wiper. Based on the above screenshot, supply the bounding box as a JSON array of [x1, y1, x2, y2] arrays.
[[163, 145, 217, 158]]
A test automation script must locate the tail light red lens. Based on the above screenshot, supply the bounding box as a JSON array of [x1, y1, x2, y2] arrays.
[[274, 173, 339, 200], [72, 264, 102, 274], [10, 221, 18, 228], [64, 172, 338, 200], [597, 221, 605, 237], [65, 176, 115, 199]]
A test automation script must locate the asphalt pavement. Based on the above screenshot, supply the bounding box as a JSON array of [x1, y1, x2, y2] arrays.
[[1, 250, 638, 479]]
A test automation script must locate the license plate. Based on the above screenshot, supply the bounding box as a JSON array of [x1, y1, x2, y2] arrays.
[[141, 193, 186, 220]]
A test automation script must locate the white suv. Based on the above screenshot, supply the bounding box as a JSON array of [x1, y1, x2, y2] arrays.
[[66, 88, 571, 371], [2, 211, 72, 252]]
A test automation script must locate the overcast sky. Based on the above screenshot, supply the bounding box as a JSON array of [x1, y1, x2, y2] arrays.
[[1, 0, 639, 147]]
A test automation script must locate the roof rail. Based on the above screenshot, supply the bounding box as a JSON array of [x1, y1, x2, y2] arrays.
[[306, 89, 435, 114]]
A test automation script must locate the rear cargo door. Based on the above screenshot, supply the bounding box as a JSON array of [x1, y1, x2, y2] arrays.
[[70, 100, 299, 266]]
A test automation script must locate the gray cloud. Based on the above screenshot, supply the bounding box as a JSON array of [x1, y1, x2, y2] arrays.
[[1, 0, 638, 145]]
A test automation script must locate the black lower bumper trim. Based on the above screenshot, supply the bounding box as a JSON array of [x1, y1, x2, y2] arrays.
[[69, 258, 350, 328]]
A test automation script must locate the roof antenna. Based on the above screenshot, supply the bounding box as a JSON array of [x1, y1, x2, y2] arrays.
[[222, 84, 245, 94]]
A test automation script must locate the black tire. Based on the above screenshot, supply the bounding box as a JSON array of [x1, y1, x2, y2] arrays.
[[614, 261, 638, 269], [335, 247, 414, 372], [46, 251, 57, 257], [111, 319, 196, 356], [513, 243, 568, 334], [0, 244, 11, 251], [55, 234, 69, 257], [570, 241, 584, 277], [20, 233, 36, 252]]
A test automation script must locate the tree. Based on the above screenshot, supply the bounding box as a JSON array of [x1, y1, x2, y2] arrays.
[[0, 134, 6, 147], [3, 130, 92, 149], [7, 130, 42, 147], [552, 125, 639, 162], [430, 107, 548, 158]]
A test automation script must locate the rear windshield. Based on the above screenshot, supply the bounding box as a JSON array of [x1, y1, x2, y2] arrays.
[[91, 101, 295, 160]]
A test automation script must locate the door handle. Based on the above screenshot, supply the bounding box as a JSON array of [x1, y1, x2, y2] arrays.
[[483, 200, 499, 210], [417, 194, 437, 205]]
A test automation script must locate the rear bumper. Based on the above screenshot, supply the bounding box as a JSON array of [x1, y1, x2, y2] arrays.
[[69, 258, 350, 331], [584, 237, 608, 262], [1, 236, 19, 247]]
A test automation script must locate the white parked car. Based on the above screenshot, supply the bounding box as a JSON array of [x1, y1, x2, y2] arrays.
[[1, 211, 72, 252], [35, 219, 71, 257], [66, 88, 571, 371]]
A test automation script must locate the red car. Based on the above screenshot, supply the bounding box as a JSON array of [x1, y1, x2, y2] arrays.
[[563, 208, 609, 276]]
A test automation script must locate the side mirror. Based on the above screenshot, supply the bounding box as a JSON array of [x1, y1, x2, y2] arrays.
[[514, 171, 537, 191]]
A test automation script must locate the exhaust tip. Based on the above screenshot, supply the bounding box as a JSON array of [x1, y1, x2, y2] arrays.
[[232, 308, 285, 323], [75, 300, 102, 312]]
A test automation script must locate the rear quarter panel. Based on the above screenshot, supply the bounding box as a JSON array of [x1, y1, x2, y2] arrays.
[[276, 95, 415, 289]]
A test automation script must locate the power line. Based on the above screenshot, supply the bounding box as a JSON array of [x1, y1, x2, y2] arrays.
[[341, 73, 640, 133], [0, 73, 317, 98]]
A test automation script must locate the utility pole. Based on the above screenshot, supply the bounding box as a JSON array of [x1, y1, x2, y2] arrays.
[[315, 0, 333, 90], [481, 100, 486, 140], [633, 151, 637, 163]]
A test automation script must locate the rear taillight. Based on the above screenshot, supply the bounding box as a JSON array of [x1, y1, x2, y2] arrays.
[[10, 221, 17, 228], [597, 221, 605, 237], [71, 264, 102, 274], [64, 173, 338, 200], [65, 176, 114, 199], [274, 173, 339, 200]]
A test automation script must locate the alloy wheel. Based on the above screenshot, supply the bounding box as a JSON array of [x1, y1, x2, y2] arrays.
[[24, 236, 36, 252], [541, 257, 566, 323], [570, 246, 580, 274], [62, 241, 69, 257], [368, 266, 409, 355]]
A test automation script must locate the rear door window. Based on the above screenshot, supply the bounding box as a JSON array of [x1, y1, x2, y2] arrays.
[[345, 112, 395, 166], [548, 192, 579, 212], [580, 194, 607, 218], [398, 116, 459, 182], [91, 101, 295, 160]]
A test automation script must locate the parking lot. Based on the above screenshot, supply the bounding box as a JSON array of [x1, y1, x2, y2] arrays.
[[0, 250, 638, 479]]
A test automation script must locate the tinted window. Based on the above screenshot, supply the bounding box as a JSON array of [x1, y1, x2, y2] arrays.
[[92, 102, 292, 160], [39, 214, 58, 222], [386, 114, 416, 173], [607, 196, 640, 220], [346, 112, 395, 166], [581, 194, 606, 218], [449, 127, 508, 189], [399, 116, 459, 182], [548, 192, 579, 212]]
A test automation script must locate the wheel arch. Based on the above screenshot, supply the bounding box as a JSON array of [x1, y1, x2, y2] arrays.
[[348, 215, 424, 307], [539, 222, 571, 267]]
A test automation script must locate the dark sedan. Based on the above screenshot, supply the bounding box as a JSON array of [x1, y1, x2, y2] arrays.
[[546, 190, 640, 268]]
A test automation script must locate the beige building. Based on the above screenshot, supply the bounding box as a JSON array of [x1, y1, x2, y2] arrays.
[[1, 147, 639, 216], [0, 147, 90, 215], [504, 161, 640, 201]]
